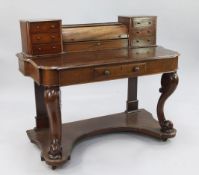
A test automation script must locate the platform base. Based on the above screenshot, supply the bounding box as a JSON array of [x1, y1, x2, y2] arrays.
[[27, 109, 176, 167]]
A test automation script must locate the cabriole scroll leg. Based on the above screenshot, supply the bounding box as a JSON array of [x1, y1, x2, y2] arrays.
[[44, 87, 62, 160], [157, 72, 179, 133]]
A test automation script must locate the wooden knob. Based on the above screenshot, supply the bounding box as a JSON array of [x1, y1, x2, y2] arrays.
[[96, 42, 101, 46], [38, 47, 42, 51], [36, 36, 41, 40], [51, 35, 55, 39], [133, 66, 140, 72], [104, 70, 110, 76], [52, 46, 56, 49], [36, 25, 40, 29], [51, 24, 55, 28]]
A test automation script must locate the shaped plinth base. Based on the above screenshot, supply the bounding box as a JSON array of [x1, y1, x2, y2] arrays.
[[27, 109, 176, 168]]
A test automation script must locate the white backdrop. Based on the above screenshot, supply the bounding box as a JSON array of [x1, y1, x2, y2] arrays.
[[0, 0, 199, 174]]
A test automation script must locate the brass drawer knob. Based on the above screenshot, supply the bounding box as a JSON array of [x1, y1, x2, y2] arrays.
[[104, 70, 110, 76], [133, 66, 140, 72]]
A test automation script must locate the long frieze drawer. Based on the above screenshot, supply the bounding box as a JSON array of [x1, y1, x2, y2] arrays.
[[30, 21, 61, 33], [32, 43, 62, 55], [132, 37, 156, 48], [31, 33, 61, 44], [63, 39, 128, 52], [94, 63, 146, 80], [21, 55, 178, 86], [132, 17, 156, 28]]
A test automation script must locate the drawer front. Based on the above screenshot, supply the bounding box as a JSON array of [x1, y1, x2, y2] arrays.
[[118, 16, 156, 48], [132, 27, 155, 37], [131, 47, 155, 56], [132, 36, 156, 48], [63, 39, 128, 52], [94, 63, 146, 80], [31, 33, 61, 44], [32, 43, 62, 55], [30, 21, 60, 33], [57, 58, 178, 86], [132, 17, 156, 28]]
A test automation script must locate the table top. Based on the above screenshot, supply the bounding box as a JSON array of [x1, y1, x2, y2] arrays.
[[17, 46, 179, 70], [17, 46, 179, 86]]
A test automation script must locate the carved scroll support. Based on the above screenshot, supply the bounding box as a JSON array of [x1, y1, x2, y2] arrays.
[[44, 87, 62, 160], [157, 72, 179, 133]]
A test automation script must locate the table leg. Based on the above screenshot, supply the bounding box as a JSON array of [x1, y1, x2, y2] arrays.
[[126, 77, 138, 112], [27, 75, 177, 167], [157, 72, 179, 133], [44, 86, 62, 160], [34, 82, 49, 129]]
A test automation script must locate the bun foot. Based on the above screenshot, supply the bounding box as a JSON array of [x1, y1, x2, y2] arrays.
[[161, 138, 168, 142], [41, 156, 45, 161], [52, 166, 57, 170]]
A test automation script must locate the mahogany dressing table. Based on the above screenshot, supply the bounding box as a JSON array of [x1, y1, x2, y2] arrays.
[[17, 16, 179, 169]]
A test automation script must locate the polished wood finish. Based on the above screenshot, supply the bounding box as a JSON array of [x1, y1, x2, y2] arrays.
[[17, 16, 179, 169], [93, 62, 146, 81], [62, 23, 128, 42], [44, 87, 62, 160], [63, 39, 128, 52], [31, 33, 61, 44], [62, 23, 128, 52], [34, 82, 49, 129], [29, 20, 61, 33], [157, 72, 179, 133], [127, 77, 138, 111], [27, 109, 176, 167], [17, 46, 178, 86], [20, 19, 62, 55], [118, 16, 156, 48]]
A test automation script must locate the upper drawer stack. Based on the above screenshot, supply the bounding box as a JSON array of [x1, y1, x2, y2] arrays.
[[20, 19, 62, 55], [118, 16, 157, 48]]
